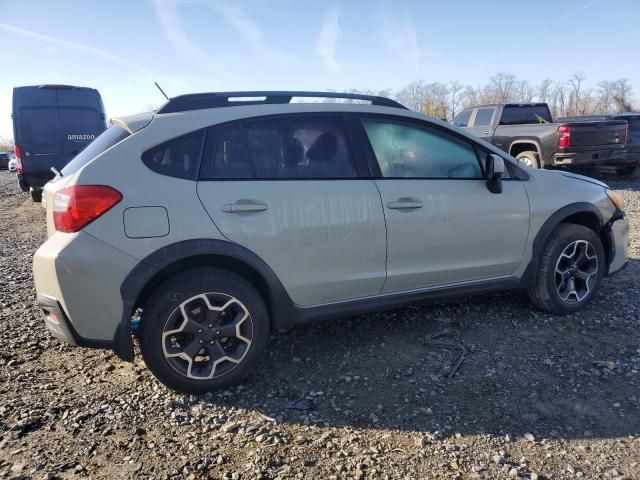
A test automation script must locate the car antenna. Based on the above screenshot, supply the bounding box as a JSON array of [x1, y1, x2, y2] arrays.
[[154, 82, 170, 101]]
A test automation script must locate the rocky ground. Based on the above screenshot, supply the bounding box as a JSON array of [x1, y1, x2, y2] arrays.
[[0, 169, 639, 480]]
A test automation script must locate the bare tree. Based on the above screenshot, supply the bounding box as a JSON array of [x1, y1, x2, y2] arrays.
[[488, 72, 517, 103], [611, 79, 634, 112], [536, 78, 553, 104], [568, 72, 587, 115], [0, 136, 13, 152], [448, 81, 466, 119]]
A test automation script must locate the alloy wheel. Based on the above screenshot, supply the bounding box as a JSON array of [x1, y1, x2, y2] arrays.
[[554, 240, 598, 303], [161, 292, 253, 380]]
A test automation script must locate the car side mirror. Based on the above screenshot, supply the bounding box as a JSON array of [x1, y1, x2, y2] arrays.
[[485, 154, 504, 194]]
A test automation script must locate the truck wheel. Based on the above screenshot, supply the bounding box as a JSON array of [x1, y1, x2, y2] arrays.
[[615, 166, 637, 177], [516, 151, 540, 168], [139, 268, 270, 393], [528, 224, 605, 314], [30, 190, 42, 202]]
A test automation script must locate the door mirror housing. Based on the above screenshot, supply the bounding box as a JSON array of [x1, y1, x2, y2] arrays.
[[485, 154, 504, 194]]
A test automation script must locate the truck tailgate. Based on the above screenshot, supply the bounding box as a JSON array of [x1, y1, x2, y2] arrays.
[[568, 120, 627, 147]]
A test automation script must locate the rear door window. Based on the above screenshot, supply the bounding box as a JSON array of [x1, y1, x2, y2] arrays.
[[61, 126, 130, 176], [19, 108, 62, 151], [141, 129, 205, 180], [452, 110, 472, 127], [200, 115, 357, 179], [473, 108, 495, 127]]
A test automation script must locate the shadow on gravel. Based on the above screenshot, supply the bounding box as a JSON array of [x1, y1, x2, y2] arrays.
[[196, 258, 640, 442]]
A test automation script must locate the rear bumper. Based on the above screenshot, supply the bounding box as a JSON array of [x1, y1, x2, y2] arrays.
[[552, 148, 631, 167], [33, 231, 140, 351]]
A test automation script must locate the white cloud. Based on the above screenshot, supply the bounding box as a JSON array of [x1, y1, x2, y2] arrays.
[[0, 23, 151, 73], [207, 2, 296, 64], [314, 5, 341, 74], [151, 0, 220, 70], [375, 6, 427, 70]]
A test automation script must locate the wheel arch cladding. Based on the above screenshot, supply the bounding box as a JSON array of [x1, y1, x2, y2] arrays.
[[115, 239, 294, 361], [523, 202, 612, 287]]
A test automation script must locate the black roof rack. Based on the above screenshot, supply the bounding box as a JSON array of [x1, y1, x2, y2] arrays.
[[157, 91, 407, 114]]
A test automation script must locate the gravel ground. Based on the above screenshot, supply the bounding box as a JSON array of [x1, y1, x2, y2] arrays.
[[0, 169, 639, 480]]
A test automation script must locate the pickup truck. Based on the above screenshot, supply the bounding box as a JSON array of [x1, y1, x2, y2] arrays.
[[452, 103, 630, 174], [557, 112, 640, 176]]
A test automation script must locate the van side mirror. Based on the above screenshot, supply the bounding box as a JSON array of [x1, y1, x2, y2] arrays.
[[485, 154, 504, 194]]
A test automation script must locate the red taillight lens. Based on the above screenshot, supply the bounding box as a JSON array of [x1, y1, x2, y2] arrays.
[[53, 185, 122, 233], [14, 144, 22, 174], [558, 125, 571, 148]]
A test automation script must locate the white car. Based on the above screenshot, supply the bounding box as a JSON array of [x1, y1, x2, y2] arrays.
[[8, 157, 18, 172]]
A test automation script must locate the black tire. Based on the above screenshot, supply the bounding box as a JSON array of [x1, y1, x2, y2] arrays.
[[30, 190, 42, 202], [139, 268, 270, 393], [515, 151, 540, 168], [528, 224, 605, 314], [615, 165, 637, 177]]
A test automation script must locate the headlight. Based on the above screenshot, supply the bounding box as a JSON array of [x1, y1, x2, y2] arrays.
[[606, 189, 624, 211]]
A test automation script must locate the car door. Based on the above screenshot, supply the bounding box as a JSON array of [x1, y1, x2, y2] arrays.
[[359, 116, 530, 293], [466, 107, 496, 142], [196, 113, 387, 306]]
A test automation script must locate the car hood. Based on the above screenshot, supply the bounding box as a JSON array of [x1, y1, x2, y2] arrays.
[[560, 171, 608, 189]]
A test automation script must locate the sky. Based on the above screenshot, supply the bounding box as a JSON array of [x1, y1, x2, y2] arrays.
[[0, 0, 639, 139]]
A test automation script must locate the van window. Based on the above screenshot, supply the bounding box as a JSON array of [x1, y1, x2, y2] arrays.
[[142, 129, 205, 180], [61, 109, 103, 142], [61, 126, 130, 176], [19, 109, 61, 149], [200, 116, 357, 179]]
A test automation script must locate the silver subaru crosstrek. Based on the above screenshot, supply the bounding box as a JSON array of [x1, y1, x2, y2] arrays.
[[33, 91, 629, 393]]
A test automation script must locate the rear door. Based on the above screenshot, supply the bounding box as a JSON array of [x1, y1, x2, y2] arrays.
[[196, 113, 387, 306], [466, 107, 497, 142]]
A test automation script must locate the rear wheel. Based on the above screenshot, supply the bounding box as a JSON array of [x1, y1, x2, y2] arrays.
[[515, 151, 540, 168], [30, 190, 42, 202], [615, 165, 637, 177], [528, 224, 605, 314], [139, 268, 270, 393]]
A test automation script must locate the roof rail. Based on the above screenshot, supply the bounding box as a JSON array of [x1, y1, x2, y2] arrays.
[[157, 91, 407, 114]]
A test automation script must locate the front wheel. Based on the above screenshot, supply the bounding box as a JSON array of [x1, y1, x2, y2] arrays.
[[528, 224, 605, 314], [139, 268, 270, 393]]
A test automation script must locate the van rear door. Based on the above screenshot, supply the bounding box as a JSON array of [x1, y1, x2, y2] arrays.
[[15, 86, 64, 187]]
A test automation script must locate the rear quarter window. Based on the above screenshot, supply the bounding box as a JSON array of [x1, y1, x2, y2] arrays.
[[61, 126, 130, 176], [141, 129, 205, 180]]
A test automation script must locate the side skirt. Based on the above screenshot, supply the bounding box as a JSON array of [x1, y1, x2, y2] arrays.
[[273, 277, 521, 330]]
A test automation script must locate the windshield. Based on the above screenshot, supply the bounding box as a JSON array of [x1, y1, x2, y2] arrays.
[[61, 126, 130, 176]]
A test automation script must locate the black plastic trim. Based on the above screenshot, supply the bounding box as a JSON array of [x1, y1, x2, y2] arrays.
[[521, 202, 604, 287], [275, 277, 519, 329]]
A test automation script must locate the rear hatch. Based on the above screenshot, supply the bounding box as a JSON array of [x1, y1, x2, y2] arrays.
[[566, 120, 627, 148]]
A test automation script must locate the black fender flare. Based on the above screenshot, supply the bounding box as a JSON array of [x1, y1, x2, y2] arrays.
[[521, 202, 605, 287], [112, 239, 294, 361]]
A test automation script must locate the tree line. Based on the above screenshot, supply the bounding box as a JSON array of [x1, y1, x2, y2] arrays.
[[330, 72, 635, 120]]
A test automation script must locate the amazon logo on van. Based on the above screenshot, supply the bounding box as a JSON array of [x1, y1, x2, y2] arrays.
[[68, 134, 96, 141]]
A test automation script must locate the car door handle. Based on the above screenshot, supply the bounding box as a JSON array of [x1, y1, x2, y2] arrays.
[[222, 202, 268, 213], [483, 131, 492, 135], [387, 199, 423, 210]]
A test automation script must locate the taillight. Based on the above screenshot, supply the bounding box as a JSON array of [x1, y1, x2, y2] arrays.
[[558, 125, 571, 148], [53, 185, 122, 233], [14, 144, 22, 174]]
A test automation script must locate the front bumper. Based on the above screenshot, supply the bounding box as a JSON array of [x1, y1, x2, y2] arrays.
[[606, 211, 629, 275]]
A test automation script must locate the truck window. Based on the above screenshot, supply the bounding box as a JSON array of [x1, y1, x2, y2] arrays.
[[500, 105, 552, 125], [19, 108, 62, 149], [473, 108, 495, 127], [452, 110, 472, 127]]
